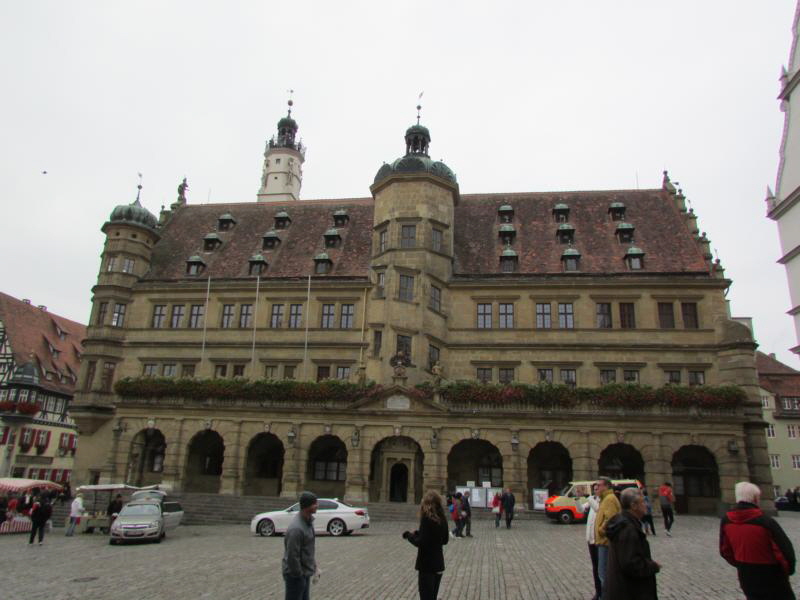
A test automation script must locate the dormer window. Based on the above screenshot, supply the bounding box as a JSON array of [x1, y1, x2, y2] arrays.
[[314, 252, 332, 275], [561, 248, 581, 272], [204, 233, 222, 251], [274, 211, 291, 229], [324, 228, 342, 248], [186, 255, 206, 275], [557, 223, 575, 244], [500, 246, 518, 273], [262, 230, 281, 250], [553, 203, 570, 223], [498, 204, 514, 223], [333, 209, 349, 227], [499, 224, 516, 245], [609, 202, 626, 221], [249, 254, 268, 276], [218, 213, 236, 231], [625, 247, 645, 270], [616, 222, 635, 244]]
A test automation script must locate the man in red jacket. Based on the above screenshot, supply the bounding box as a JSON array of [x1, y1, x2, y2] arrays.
[[719, 481, 796, 600]]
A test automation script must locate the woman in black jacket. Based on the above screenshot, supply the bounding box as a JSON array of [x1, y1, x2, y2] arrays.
[[403, 490, 450, 600]]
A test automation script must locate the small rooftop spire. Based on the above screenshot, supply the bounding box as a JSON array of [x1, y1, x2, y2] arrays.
[[135, 172, 143, 205], [416, 91, 424, 124], [287, 88, 294, 117]]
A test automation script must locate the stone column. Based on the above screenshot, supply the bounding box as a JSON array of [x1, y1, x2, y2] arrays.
[[220, 421, 243, 495], [280, 425, 301, 499], [422, 428, 445, 493], [571, 431, 595, 481], [345, 427, 368, 503], [161, 418, 186, 492]]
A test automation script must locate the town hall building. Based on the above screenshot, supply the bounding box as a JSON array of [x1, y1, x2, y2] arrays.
[[70, 101, 772, 513]]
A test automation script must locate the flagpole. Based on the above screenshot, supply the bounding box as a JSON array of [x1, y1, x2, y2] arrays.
[[251, 275, 260, 375], [302, 274, 311, 381], [200, 275, 211, 366]]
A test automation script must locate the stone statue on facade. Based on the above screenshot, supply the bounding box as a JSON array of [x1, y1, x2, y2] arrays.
[[431, 361, 444, 387], [390, 350, 411, 377]]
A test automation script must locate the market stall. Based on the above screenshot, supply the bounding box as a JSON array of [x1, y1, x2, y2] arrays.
[[72, 483, 165, 533], [0, 478, 64, 535]]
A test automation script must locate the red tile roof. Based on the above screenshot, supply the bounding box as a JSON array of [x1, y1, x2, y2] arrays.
[[143, 187, 712, 281], [0, 292, 86, 395], [756, 351, 800, 397]]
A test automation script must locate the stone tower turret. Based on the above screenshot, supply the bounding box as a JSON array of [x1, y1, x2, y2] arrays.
[[257, 98, 305, 202]]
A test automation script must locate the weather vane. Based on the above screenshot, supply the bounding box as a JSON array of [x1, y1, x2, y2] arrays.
[[417, 91, 424, 124], [287, 89, 294, 115], [136, 172, 143, 203]]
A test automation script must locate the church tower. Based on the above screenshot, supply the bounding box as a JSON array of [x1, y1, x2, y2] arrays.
[[257, 98, 305, 202]]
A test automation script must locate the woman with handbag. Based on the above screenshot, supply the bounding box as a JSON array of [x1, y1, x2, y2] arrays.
[[491, 492, 502, 528], [402, 491, 450, 600]]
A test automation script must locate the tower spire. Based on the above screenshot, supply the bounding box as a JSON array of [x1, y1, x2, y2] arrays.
[[135, 172, 143, 205]]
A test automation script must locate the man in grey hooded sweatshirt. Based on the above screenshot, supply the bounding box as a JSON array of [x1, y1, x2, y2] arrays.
[[283, 491, 318, 600]]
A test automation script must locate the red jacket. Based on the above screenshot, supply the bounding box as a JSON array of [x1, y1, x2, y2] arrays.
[[657, 485, 674, 504]]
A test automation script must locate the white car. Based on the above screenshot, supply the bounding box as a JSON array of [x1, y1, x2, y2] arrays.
[[250, 498, 369, 537]]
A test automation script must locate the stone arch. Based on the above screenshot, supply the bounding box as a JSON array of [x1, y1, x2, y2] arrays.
[[243, 433, 285, 497], [447, 439, 503, 491], [184, 430, 225, 493], [307, 435, 348, 499], [671, 445, 720, 515], [127, 428, 166, 487], [527, 441, 573, 498], [368, 436, 424, 504], [598, 443, 645, 482]]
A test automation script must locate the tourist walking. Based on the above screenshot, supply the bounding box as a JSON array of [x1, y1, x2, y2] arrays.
[[449, 492, 463, 538], [403, 490, 450, 600], [594, 476, 622, 599], [720, 481, 796, 600], [584, 483, 602, 600], [462, 491, 472, 537], [107, 493, 124, 530], [640, 488, 656, 535], [491, 492, 502, 528], [657, 482, 675, 536], [28, 496, 52, 545], [65, 493, 84, 537], [282, 491, 319, 600], [501, 488, 516, 529], [604, 488, 661, 600]]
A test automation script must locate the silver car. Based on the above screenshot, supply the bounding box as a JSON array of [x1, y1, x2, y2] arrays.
[[109, 498, 183, 545]]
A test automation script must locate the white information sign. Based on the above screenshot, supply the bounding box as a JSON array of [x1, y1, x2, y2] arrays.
[[532, 488, 549, 511]]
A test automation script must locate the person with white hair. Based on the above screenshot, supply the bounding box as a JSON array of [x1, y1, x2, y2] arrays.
[[719, 481, 796, 600]]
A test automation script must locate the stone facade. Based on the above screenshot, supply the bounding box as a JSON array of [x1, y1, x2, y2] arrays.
[[70, 111, 771, 513]]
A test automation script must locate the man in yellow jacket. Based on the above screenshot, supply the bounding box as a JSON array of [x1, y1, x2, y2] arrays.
[[594, 476, 621, 600]]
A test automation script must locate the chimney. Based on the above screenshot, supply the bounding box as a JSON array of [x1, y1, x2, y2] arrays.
[[769, 353, 777, 359], [22, 298, 31, 304], [37, 305, 47, 311]]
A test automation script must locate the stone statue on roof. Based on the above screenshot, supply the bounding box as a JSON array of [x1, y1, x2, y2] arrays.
[[177, 178, 189, 204]]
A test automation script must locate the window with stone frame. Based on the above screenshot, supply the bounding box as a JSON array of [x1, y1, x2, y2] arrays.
[[432, 228, 443, 252], [151, 305, 166, 328], [96, 302, 108, 326], [396, 334, 412, 357], [122, 258, 135, 273], [681, 302, 699, 329], [288, 304, 303, 328], [766, 423, 776, 438], [379, 229, 388, 253], [239, 304, 253, 328], [232, 364, 245, 377], [336, 366, 350, 380], [162, 364, 177, 377], [83, 361, 96, 392], [429, 285, 442, 312], [270, 304, 284, 328], [688, 371, 705, 386], [373, 330, 382, 357], [314, 260, 331, 275], [340, 304, 354, 329], [499, 303, 514, 329], [264, 365, 277, 379], [538, 368, 553, 383], [400, 224, 416, 248], [220, 304, 235, 328], [596, 303, 612, 328], [657, 302, 675, 329], [321, 304, 335, 328], [143, 363, 158, 377], [181, 364, 195, 378], [619, 303, 636, 329], [536, 303, 551, 328], [316, 365, 331, 381], [600, 369, 616, 384], [100, 361, 116, 392], [376, 271, 386, 296], [428, 344, 440, 371], [788, 424, 798, 439], [214, 364, 227, 378], [249, 261, 267, 276], [560, 369, 577, 388], [665, 370, 681, 385], [499, 368, 514, 384], [770, 454, 780, 468], [623, 369, 639, 384], [111, 303, 126, 327], [399, 275, 414, 302], [106, 255, 117, 272], [477, 303, 492, 329], [558, 303, 574, 329], [171, 305, 185, 328], [792, 455, 800, 469], [188, 304, 204, 328], [283, 365, 296, 380], [477, 367, 492, 383]]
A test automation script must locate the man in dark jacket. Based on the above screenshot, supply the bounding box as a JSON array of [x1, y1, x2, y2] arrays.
[[283, 491, 319, 600], [604, 487, 660, 600], [720, 481, 796, 600], [28, 496, 53, 545], [501, 488, 516, 529], [462, 491, 473, 537]]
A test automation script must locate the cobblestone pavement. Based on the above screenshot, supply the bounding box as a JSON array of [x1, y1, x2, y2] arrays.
[[4, 513, 800, 600]]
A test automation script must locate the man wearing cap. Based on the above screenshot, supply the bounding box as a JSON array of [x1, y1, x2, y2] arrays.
[[283, 491, 319, 600]]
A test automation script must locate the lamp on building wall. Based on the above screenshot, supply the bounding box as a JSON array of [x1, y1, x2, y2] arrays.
[[351, 428, 360, 448], [112, 420, 127, 436], [510, 431, 520, 452], [287, 427, 296, 448], [727, 439, 740, 455]]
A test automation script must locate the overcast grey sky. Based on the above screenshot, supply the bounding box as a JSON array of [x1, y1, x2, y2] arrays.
[[1, 1, 798, 364]]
